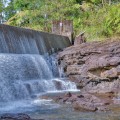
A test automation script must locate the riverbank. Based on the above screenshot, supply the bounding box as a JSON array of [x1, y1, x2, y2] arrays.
[[1, 38, 120, 120], [57, 38, 120, 111]]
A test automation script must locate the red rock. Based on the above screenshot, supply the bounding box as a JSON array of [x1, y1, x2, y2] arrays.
[[65, 92, 72, 97], [58, 39, 120, 94], [73, 100, 97, 111], [113, 98, 120, 104], [53, 80, 63, 90], [97, 106, 109, 112]]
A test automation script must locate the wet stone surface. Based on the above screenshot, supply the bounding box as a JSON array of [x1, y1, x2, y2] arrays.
[[0, 113, 44, 120], [54, 92, 112, 112]]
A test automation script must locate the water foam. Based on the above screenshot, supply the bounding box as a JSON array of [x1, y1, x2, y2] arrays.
[[0, 53, 78, 113]]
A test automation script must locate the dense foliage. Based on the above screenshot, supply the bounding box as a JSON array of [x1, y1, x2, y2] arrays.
[[1, 0, 120, 40]]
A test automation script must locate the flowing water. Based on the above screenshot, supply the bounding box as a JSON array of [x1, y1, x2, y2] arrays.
[[1, 54, 120, 120], [0, 24, 71, 54], [0, 53, 77, 115], [0, 24, 83, 119], [1, 25, 119, 119]]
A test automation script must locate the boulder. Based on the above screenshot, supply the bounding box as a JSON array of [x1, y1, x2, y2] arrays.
[[55, 92, 111, 112], [53, 80, 63, 90], [0, 113, 44, 120], [58, 39, 120, 93], [73, 101, 97, 111]]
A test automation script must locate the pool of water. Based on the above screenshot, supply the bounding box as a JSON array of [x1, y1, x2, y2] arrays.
[[29, 103, 120, 120], [1, 92, 120, 120], [29, 99, 120, 120]]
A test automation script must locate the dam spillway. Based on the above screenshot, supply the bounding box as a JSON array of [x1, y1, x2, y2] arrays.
[[0, 24, 71, 54], [0, 24, 76, 113]]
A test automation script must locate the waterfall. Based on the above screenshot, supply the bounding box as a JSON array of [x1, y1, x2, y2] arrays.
[[0, 54, 77, 102], [0, 24, 71, 54], [0, 24, 76, 114]]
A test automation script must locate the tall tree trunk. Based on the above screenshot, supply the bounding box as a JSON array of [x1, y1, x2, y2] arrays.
[[102, 0, 104, 7]]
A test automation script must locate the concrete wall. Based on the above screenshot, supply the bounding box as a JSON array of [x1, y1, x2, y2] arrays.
[[0, 24, 71, 54]]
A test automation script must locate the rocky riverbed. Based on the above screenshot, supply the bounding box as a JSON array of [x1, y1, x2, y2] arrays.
[[57, 39, 120, 111], [1, 91, 120, 120], [0, 113, 43, 120], [1, 39, 120, 119]]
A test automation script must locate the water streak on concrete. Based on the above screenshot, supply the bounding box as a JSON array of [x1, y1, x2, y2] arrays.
[[0, 24, 71, 54]]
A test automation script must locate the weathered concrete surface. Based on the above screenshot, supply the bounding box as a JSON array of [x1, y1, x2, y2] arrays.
[[0, 24, 71, 54], [58, 39, 120, 93]]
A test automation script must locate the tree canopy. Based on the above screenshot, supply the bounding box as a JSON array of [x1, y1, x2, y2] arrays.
[[1, 0, 120, 40]]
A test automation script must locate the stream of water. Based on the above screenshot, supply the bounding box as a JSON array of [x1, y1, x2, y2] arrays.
[[0, 53, 78, 115], [0, 53, 120, 120]]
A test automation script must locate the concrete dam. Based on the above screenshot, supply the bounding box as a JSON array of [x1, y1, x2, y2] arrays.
[[0, 24, 71, 54], [0, 24, 77, 114]]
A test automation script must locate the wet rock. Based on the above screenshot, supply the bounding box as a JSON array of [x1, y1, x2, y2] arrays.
[[65, 92, 72, 97], [113, 98, 120, 105], [0, 113, 31, 120], [97, 106, 109, 112], [53, 80, 63, 90], [0, 113, 44, 120], [69, 75, 90, 89]]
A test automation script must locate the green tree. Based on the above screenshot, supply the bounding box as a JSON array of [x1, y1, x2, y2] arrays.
[[6, 0, 120, 40], [5, 0, 16, 20], [14, 0, 44, 11], [42, 0, 79, 20], [0, 0, 4, 23]]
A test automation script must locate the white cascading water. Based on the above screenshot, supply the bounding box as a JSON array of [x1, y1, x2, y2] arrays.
[[0, 54, 77, 103], [0, 24, 76, 114]]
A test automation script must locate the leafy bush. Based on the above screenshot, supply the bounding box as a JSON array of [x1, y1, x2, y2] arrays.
[[7, 1, 120, 41], [102, 4, 120, 36], [74, 3, 120, 41]]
